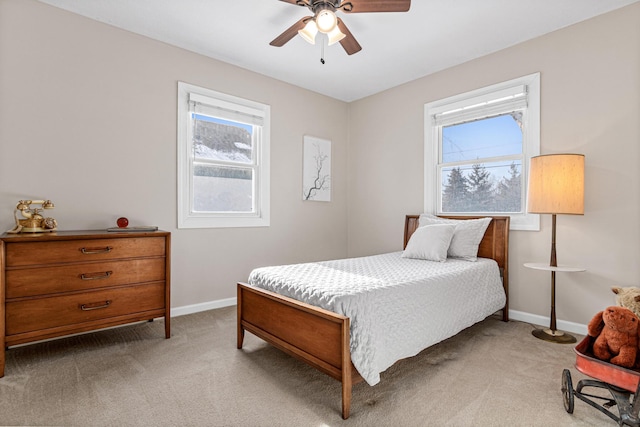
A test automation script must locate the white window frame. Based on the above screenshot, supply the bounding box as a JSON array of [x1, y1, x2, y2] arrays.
[[177, 82, 270, 228], [424, 73, 540, 230]]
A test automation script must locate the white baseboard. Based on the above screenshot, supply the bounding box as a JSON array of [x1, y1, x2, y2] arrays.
[[509, 309, 587, 337], [171, 297, 237, 317], [170, 299, 589, 337]]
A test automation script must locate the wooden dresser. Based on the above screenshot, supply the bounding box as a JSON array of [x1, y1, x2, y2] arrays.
[[0, 230, 171, 377]]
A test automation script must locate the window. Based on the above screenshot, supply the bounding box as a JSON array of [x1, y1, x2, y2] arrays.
[[424, 73, 540, 230], [177, 82, 270, 228]]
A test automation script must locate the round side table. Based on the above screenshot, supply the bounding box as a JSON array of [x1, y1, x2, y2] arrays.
[[524, 262, 586, 344]]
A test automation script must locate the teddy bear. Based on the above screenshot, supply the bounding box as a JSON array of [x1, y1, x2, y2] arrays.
[[587, 306, 639, 368], [612, 286, 640, 319]]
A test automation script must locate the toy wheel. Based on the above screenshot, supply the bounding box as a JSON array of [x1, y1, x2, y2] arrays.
[[562, 369, 575, 414]]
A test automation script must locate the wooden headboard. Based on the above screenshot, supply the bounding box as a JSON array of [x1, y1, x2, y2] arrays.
[[404, 215, 510, 321]]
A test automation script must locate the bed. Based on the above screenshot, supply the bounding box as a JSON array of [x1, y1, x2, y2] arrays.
[[237, 215, 509, 419]]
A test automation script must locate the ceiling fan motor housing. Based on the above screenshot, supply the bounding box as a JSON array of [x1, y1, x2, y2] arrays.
[[299, 0, 353, 13]]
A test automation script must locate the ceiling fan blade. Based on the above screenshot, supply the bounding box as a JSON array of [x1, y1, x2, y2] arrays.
[[270, 17, 310, 47], [278, 0, 305, 5], [337, 19, 362, 55], [342, 0, 410, 13]]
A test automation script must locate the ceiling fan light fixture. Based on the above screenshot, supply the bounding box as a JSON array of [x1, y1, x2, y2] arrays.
[[272, 0, 410, 56], [298, 19, 318, 44], [316, 9, 337, 33], [326, 25, 345, 46]]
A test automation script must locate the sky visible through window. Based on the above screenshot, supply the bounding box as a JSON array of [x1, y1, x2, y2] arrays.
[[193, 113, 252, 133], [442, 113, 522, 181], [443, 114, 522, 161]]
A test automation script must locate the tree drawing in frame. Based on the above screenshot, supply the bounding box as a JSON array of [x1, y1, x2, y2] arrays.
[[303, 136, 331, 201]]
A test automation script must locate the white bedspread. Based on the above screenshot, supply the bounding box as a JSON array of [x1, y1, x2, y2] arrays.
[[248, 252, 506, 386]]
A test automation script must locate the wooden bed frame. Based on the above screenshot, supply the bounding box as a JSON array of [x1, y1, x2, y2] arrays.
[[237, 215, 510, 419]]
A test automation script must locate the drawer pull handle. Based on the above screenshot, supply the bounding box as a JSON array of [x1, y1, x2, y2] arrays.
[[80, 271, 113, 280], [80, 300, 112, 311], [81, 246, 112, 255]]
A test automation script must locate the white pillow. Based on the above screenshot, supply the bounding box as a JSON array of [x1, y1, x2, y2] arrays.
[[402, 224, 456, 262], [418, 214, 492, 261]]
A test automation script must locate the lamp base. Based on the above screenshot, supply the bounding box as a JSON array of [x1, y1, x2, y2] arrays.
[[532, 328, 577, 344]]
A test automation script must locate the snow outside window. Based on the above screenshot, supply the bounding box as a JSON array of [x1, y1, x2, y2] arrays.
[[424, 73, 540, 230], [177, 82, 270, 228]]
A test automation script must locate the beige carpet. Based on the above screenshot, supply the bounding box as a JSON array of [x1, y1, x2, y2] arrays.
[[0, 306, 617, 426]]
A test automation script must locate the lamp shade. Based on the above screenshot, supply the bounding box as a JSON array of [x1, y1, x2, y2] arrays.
[[326, 25, 346, 46], [316, 10, 337, 33], [298, 19, 318, 44], [527, 154, 584, 215]]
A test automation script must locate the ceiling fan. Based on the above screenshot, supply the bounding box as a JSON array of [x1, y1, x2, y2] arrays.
[[270, 0, 411, 56]]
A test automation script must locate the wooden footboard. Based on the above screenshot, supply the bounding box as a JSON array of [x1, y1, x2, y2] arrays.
[[237, 283, 361, 419]]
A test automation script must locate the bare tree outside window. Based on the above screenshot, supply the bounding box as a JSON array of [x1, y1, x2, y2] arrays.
[[303, 136, 331, 201]]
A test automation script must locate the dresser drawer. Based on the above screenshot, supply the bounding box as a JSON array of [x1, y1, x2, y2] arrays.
[[5, 282, 165, 335], [4, 236, 166, 267], [5, 258, 166, 298]]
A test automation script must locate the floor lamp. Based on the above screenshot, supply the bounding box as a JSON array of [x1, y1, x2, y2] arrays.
[[527, 153, 585, 343]]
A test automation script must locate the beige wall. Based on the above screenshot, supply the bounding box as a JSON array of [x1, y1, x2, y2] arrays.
[[0, 0, 349, 309], [1, 1, 638, 329], [347, 3, 640, 327]]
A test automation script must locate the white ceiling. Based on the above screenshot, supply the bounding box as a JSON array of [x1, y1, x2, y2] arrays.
[[37, 0, 638, 102]]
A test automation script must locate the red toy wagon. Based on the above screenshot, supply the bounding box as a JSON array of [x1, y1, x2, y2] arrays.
[[563, 336, 640, 426]]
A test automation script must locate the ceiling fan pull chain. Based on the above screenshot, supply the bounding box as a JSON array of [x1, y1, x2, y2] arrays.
[[320, 38, 325, 64]]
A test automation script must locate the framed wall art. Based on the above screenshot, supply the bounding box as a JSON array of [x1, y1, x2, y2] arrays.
[[302, 136, 331, 202]]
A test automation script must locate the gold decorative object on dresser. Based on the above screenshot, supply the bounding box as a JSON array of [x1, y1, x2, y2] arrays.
[[0, 229, 171, 377]]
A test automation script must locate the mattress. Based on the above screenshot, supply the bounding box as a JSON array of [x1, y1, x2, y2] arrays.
[[248, 251, 506, 385]]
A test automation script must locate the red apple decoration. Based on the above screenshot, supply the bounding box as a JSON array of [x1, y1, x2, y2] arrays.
[[117, 217, 129, 228]]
